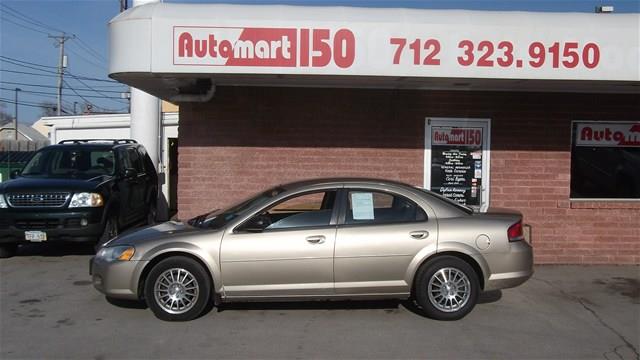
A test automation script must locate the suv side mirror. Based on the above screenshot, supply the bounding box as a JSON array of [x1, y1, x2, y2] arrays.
[[9, 170, 20, 179], [123, 168, 138, 179]]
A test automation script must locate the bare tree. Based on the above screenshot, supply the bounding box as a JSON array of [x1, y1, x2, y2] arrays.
[[0, 102, 12, 122], [39, 101, 58, 117]]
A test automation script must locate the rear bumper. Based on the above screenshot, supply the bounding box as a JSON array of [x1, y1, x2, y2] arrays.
[[484, 240, 534, 291], [0, 208, 104, 243]]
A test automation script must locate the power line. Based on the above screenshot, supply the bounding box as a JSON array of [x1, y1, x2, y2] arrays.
[[0, 68, 120, 83], [0, 3, 63, 34], [0, 81, 127, 94], [74, 37, 107, 63], [65, 72, 128, 104], [0, 15, 51, 35], [62, 80, 125, 113], [66, 47, 107, 71], [0, 58, 59, 75], [0, 86, 128, 100], [0, 55, 57, 69]]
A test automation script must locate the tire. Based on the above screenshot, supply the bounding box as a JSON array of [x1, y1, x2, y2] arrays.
[[95, 216, 119, 251], [144, 256, 211, 321], [0, 243, 18, 258], [414, 256, 480, 320]]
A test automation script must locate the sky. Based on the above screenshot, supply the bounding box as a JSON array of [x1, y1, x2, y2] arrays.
[[1, 0, 638, 125]]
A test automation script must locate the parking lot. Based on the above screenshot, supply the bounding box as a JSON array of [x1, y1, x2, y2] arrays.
[[0, 243, 638, 360]]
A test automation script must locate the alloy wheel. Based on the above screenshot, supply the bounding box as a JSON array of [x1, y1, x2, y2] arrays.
[[427, 267, 471, 313], [153, 268, 200, 315]]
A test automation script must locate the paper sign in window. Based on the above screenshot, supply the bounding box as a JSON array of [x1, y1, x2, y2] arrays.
[[351, 192, 374, 220]]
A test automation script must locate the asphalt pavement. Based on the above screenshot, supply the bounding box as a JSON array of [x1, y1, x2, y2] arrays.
[[1, 243, 638, 359]]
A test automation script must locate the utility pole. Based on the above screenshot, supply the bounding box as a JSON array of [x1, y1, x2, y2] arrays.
[[13, 88, 21, 140], [49, 33, 74, 116]]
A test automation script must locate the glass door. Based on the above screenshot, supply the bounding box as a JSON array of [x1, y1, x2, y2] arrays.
[[424, 118, 491, 212]]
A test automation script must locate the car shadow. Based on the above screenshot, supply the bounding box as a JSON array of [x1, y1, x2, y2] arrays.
[[106, 296, 148, 309], [15, 242, 95, 257], [218, 299, 404, 312]]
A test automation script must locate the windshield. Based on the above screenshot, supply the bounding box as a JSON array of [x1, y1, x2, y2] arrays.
[[21, 148, 116, 179], [420, 188, 474, 215], [189, 186, 286, 229]]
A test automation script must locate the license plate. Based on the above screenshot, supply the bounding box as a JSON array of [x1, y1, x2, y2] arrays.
[[25, 231, 47, 242]]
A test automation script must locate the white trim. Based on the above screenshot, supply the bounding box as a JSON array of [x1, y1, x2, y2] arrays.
[[424, 117, 491, 212]]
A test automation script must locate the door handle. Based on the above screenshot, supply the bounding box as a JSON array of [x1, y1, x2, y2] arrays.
[[306, 235, 325, 244], [409, 231, 429, 240]]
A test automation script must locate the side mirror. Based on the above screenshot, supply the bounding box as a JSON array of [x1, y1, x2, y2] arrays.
[[123, 168, 138, 179], [9, 170, 20, 179], [241, 215, 271, 233]]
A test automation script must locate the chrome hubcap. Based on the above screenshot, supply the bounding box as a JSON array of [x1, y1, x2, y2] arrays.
[[427, 267, 471, 312], [154, 268, 199, 314]]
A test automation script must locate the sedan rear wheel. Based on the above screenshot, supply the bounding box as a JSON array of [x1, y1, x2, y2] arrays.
[[144, 256, 211, 321], [415, 256, 479, 320]]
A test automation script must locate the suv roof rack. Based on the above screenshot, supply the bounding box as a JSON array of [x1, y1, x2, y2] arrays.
[[57, 139, 138, 145]]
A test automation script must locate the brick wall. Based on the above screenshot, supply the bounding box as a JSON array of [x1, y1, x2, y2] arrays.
[[177, 86, 640, 264]]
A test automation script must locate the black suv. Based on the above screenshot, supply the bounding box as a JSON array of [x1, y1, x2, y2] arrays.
[[0, 139, 158, 258]]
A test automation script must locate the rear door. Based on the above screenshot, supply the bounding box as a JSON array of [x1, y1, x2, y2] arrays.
[[334, 187, 437, 295]]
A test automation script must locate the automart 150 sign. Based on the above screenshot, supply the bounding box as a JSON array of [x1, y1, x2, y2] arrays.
[[160, 9, 639, 82]]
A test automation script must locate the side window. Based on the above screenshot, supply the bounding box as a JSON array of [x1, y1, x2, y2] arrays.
[[345, 190, 427, 225], [238, 190, 337, 232], [119, 149, 132, 172], [127, 148, 144, 174], [138, 147, 155, 175]]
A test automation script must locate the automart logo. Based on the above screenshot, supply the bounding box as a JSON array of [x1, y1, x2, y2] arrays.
[[175, 27, 297, 67], [432, 127, 483, 146], [174, 26, 356, 68], [576, 123, 640, 147]]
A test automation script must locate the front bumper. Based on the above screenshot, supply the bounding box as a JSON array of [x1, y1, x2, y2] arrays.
[[484, 240, 534, 291], [91, 255, 148, 300], [0, 208, 104, 243]]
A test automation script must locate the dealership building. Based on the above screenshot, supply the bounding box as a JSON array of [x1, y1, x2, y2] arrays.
[[109, 3, 639, 264]]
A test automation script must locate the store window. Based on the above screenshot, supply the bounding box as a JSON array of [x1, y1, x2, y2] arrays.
[[570, 121, 640, 199]]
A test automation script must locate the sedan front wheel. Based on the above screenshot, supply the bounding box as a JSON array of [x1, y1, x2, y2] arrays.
[[415, 256, 480, 320], [144, 256, 211, 321]]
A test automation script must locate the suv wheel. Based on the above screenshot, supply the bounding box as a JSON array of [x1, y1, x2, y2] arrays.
[[0, 243, 18, 258], [96, 216, 118, 250], [415, 256, 480, 320], [144, 256, 211, 321]]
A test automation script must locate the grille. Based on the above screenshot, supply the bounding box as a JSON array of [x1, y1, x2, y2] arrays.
[[15, 219, 61, 230], [7, 193, 70, 208]]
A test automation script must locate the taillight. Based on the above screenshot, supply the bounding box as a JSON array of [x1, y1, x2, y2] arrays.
[[508, 221, 525, 242]]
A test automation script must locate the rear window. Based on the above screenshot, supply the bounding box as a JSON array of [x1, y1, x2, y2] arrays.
[[421, 189, 474, 215]]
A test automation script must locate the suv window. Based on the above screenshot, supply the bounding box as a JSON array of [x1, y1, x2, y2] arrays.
[[128, 148, 144, 174], [238, 190, 337, 231], [21, 148, 115, 178], [345, 190, 427, 225]]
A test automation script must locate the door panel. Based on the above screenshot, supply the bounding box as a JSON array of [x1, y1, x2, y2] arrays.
[[220, 227, 336, 297], [334, 222, 436, 294]]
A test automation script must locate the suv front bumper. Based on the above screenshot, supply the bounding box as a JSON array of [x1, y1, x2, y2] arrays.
[[0, 208, 104, 243]]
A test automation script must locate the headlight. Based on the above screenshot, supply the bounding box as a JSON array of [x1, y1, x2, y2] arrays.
[[0, 194, 7, 209], [69, 192, 103, 208], [96, 245, 135, 261]]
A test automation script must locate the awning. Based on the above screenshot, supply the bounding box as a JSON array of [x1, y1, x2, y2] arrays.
[[109, 3, 640, 101]]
